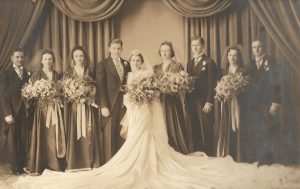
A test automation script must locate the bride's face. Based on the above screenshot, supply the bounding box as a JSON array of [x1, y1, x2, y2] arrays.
[[130, 55, 143, 72], [41, 53, 54, 70], [228, 49, 238, 65], [73, 50, 85, 66], [160, 45, 172, 61]]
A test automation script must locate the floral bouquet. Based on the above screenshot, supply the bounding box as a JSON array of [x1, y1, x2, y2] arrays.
[[215, 72, 250, 101], [124, 70, 160, 104], [59, 76, 98, 108], [157, 71, 195, 95], [22, 79, 61, 108]]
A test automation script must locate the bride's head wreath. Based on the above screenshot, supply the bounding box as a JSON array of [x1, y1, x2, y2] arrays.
[[128, 49, 152, 71], [69, 46, 92, 70], [129, 49, 144, 63], [28, 48, 62, 73], [221, 45, 244, 74]]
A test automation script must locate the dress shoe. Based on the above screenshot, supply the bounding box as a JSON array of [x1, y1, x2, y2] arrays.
[[23, 167, 30, 174]]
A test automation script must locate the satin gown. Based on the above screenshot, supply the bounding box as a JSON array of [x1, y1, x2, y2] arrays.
[[216, 67, 252, 162], [153, 61, 190, 154], [15, 70, 300, 189], [64, 68, 102, 171], [27, 70, 65, 175]]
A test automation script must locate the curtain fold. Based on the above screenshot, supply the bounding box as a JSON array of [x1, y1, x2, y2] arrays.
[[51, 0, 125, 22], [249, 0, 300, 74], [162, 0, 232, 17], [0, 0, 45, 72], [185, 3, 300, 163], [0, 0, 45, 161], [26, 3, 115, 73]]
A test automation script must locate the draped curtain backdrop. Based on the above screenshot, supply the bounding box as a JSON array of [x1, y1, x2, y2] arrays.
[[163, 0, 232, 17], [0, 0, 45, 160], [249, 0, 300, 74], [0, 0, 45, 73], [27, 0, 123, 73], [0, 0, 120, 160], [0, 0, 299, 162], [51, 0, 125, 22], [172, 0, 300, 163]]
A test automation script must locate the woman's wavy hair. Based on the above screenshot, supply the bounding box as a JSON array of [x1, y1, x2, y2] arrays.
[[40, 49, 55, 69], [221, 45, 244, 74], [158, 41, 175, 58], [70, 46, 90, 69]]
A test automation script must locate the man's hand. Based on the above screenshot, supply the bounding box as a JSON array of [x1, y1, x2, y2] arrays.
[[5, 115, 15, 125], [203, 103, 213, 113], [101, 107, 110, 117], [269, 103, 280, 116]]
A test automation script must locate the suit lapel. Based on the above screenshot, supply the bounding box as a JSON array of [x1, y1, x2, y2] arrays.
[[9, 66, 22, 84], [10, 66, 21, 81], [258, 57, 267, 73], [187, 60, 192, 73]]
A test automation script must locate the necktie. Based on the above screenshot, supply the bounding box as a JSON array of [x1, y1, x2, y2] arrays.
[[194, 56, 202, 67], [15, 66, 23, 79], [114, 59, 124, 81]]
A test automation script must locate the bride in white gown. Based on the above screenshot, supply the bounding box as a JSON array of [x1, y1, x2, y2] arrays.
[[15, 50, 299, 189]]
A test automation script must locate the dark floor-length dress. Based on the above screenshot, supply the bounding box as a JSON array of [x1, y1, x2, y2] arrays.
[[64, 68, 102, 171], [216, 67, 252, 162], [28, 70, 66, 175], [153, 61, 189, 154]]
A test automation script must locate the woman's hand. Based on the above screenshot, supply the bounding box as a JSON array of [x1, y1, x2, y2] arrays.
[[101, 107, 110, 117], [5, 115, 15, 125], [203, 103, 213, 113]]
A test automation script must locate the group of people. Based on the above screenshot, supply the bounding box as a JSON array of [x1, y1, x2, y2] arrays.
[[0, 36, 280, 180]]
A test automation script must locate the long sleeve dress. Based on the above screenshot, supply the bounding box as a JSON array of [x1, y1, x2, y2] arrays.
[[153, 61, 189, 154], [28, 70, 66, 175], [216, 66, 251, 162], [64, 67, 102, 171]]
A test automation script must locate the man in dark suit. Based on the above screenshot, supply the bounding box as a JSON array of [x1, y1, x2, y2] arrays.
[[248, 39, 281, 165], [186, 36, 217, 156], [0, 48, 30, 175], [96, 39, 131, 161]]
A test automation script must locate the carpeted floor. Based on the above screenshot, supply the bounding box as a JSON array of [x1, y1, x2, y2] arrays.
[[1, 162, 300, 189], [0, 163, 20, 189]]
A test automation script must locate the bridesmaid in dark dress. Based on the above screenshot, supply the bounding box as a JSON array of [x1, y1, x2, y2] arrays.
[[216, 46, 251, 162], [64, 46, 102, 171], [153, 41, 189, 154], [28, 49, 66, 175]]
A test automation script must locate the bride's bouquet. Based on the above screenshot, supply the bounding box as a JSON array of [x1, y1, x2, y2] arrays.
[[22, 79, 61, 108], [124, 70, 160, 104], [215, 72, 250, 102], [59, 76, 98, 108], [158, 71, 195, 95]]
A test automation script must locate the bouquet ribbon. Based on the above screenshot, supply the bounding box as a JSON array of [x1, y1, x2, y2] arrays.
[[76, 103, 92, 140], [231, 95, 240, 131], [46, 101, 66, 158]]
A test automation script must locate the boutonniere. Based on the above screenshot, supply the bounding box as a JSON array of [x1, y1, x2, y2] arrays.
[[201, 61, 207, 71], [264, 62, 270, 71], [28, 72, 31, 76], [124, 61, 129, 67]]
